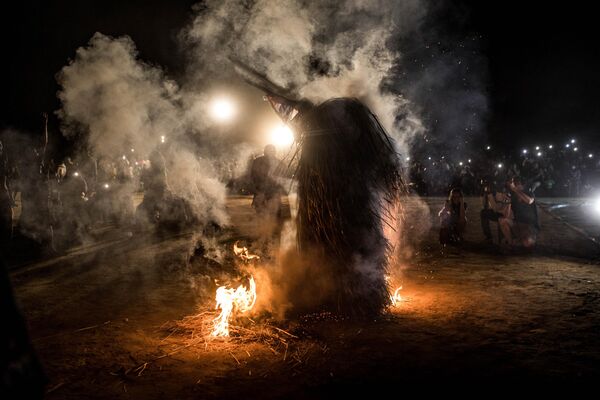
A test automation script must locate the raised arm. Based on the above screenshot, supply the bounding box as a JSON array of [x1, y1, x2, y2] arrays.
[[509, 183, 534, 205]]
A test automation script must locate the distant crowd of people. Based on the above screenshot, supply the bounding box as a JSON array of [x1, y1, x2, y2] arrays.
[[0, 113, 292, 258], [0, 115, 202, 255], [409, 143, 599, 197]]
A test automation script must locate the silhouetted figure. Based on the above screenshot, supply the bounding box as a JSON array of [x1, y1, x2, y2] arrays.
[[250, 144, 285, 217], [0, 141, 14, 245], [17, 114, 51, 246], [499, 176, 539, 249], [439, 188, 467, 245], [1, 258, 46, 398]]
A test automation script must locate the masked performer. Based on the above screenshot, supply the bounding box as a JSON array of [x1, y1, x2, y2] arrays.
[[236, 62, 404, 317]]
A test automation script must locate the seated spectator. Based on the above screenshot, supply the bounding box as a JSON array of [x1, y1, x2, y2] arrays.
[[438, 188, 467, 245], [498, 176, 540, 249]]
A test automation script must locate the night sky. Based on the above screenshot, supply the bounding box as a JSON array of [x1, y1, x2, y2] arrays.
[[1, 0, 598, 151]]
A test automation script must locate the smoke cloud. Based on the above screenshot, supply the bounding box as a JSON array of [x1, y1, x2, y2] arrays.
[[181, 0, 432, 153], [57, 32, 228, 226], [50, 1, 487, 316]]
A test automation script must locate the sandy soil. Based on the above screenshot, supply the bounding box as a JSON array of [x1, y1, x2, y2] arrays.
[[8, 196, 600, 398]]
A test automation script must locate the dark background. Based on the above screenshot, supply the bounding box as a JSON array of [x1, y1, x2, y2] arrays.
[[1, 0, 598, 151]]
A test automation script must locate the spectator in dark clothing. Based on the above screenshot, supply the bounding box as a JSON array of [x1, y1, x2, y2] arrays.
[[250, 144, 285, 217], [438, 188, 467, 245], [0, 141, 14, 245], [1, 258, 46, 398], [499, 176, 539, 249]]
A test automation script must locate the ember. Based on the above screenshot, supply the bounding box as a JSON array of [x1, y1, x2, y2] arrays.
[[390, 287, 403, 307], [233, 241, 261, 262]]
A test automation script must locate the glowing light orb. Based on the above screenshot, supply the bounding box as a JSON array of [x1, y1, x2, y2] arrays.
[[537, 152, 542, 157], [73, 172, 79, 177], [595, 197, 600, 215], [589, 154, 594, 158], [270, 124, 295, 147], [522, 149, 528, 154], [211, 98, 236, 122], [497, 163, 503, 169], [574, 147, 578, 152], [548, 144, 553, 149]]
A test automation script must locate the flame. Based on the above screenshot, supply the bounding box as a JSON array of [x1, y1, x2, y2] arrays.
[[233, 241, 260, 262], [212, 276, 256, 337], [211, 243, 260, 337], [390, 286, 403, 307]]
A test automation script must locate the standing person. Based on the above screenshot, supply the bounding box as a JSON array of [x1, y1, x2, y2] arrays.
[[499, 176, 539, 249], [479, 180, 510, 243], [137, 150, 168, 226], [250, 144, 285, 217], [1, 257, 46, 398], [0, 140, 15, 245], [17, 113, 51, 244], [439, 188, 467, 245]]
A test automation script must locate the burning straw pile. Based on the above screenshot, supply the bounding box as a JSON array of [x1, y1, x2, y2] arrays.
[[175, 243, 297, 349]]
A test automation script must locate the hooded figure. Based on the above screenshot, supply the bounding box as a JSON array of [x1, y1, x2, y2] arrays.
[[290, 98, 403, 317], [236, 61, 404, 318]]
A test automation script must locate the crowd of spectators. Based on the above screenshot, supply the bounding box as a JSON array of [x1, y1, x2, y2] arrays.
[[408, 140, 599, 197]]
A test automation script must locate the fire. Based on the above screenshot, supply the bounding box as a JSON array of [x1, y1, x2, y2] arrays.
[[233, 241, 260, 262], [211, 243, 260, 337], [390, 286, 403, 307], [212, 276, 257, 337]]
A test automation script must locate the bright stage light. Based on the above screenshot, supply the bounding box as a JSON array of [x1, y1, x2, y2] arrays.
[[497, 163, 503, 169], [574, 147, 578, 152], [571, 139, 576, 144], [548, 144, 553, 149], [535, 146, 540, 150], [211, 98, 236, 122], [594, 197, 600, 216], [270, 124, 294, 147], [537, 152, 542, 157], [589, 154, 594, 158], [522, 149, 528, 154]]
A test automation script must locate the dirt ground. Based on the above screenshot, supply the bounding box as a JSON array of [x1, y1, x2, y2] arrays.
[[8, 196, 600, 398]]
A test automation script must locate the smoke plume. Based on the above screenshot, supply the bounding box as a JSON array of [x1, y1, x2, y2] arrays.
[[57, 32, 228, 226], [181, 0, 432, 153]]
